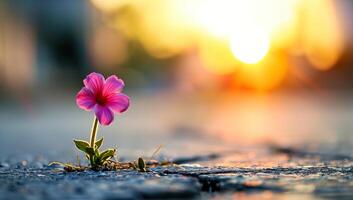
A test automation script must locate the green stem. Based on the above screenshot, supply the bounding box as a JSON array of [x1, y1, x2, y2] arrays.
[[90, 117, 99, 148], [89, 117, 99, 168]]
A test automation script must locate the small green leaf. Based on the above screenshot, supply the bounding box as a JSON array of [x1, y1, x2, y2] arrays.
[[74, 140, 90, 152], [100, 149, 116, 161], [95, 138, 103, 149], [85, 147, 95, 156], [94, 148, 100, 157]]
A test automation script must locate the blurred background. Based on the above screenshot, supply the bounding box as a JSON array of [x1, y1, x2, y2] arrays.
[[1, 0, 353, 160]]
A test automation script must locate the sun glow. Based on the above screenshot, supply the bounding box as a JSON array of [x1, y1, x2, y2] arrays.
[[194, 0, 292, 64], [230, 28, 270, 64], [90, 0, 345, 90]]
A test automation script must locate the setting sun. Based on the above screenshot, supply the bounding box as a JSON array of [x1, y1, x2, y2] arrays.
[[230, 28, 270, 64]]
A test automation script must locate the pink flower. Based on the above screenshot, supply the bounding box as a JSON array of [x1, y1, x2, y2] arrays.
[[76, 72, 130, 125]]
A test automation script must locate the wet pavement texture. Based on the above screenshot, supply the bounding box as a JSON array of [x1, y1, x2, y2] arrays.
[[1, 147, 352, 200]]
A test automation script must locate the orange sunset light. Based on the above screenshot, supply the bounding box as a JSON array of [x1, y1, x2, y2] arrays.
[[90, 0, 345, 90]]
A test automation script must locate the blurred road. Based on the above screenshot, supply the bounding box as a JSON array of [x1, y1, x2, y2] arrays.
[[0, 90, 352, 161]]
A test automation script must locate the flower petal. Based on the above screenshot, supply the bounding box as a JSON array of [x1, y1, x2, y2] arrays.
[[106, 93, 130, 113], [103, 75, 125, 95], [94, 105, 114, 125], [76, 87, 96, 111], [83, 72, 105, 93]]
